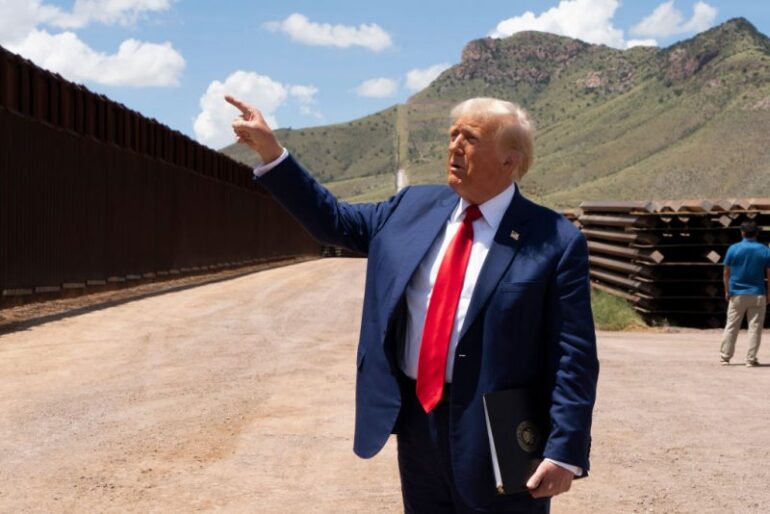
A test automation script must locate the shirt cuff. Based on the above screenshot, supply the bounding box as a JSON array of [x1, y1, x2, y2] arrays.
[[545, 458, 583, 477], [252, 147, 289, 177]]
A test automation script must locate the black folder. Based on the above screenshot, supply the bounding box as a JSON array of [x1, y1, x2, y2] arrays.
[[482, 388, 548, 495]]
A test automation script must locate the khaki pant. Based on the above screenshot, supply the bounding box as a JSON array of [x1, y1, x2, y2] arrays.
[[720, 295, 767, 363]]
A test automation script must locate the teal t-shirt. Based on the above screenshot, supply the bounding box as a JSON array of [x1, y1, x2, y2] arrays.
[[723, 239, 770, 295]]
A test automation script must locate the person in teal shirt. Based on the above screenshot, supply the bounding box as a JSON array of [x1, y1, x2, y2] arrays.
[[720, 221, 770, 366]]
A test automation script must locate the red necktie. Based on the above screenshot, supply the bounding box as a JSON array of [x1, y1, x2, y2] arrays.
[[416, 205, 482, 413]]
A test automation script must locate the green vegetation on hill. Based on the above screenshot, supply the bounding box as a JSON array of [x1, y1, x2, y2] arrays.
[[224, 107, 399, 200], [222, 18, 770, 207]]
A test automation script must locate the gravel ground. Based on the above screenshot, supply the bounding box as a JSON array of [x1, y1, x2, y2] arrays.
[[0, 258, 768, 513]]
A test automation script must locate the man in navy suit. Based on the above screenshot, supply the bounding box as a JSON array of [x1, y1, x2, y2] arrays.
[[227, 94, 598, 513]]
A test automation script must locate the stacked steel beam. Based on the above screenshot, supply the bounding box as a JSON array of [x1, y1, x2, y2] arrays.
[[578, 199, 770, 328]]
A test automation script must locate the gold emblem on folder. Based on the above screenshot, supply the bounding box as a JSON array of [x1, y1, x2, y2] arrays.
[[509, 230, 520, 241], [516, 420, 539, 453]]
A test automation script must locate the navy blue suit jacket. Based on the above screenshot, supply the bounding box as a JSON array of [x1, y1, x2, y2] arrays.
[[257, 155, 599, 508]]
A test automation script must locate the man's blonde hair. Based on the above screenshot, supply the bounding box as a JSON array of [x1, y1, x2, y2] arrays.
[[449, 97, 535, 179]]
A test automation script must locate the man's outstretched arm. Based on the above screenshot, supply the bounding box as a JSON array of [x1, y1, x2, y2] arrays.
[[225, 95, 406, 254]]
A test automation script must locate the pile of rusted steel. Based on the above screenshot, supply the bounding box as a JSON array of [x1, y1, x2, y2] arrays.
[[576, 199, 770, 328]]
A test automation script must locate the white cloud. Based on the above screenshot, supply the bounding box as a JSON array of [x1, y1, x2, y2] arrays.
[[194, 71, 320, 149], [264, 13, 392, 52], [488, 0, 713, 49], [7, 29, 184, 86], [681, 2, 718, 33], [288, 85, 318, 104], [0, 0, 64, 44], [289, 85, 323, 119], [632, 1, 684, 37], [489, 0, 626, 48], [0, 0, 183, 88], [631, 1, 717, 38], [406, 63, 451, 92], [51, 0, 173, 29], [626, 38, 659, 48], [354, 78, 398, 98], [0, 0, 172, 39]]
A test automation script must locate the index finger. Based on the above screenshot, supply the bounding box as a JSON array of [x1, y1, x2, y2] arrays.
[[225, 95, 253, 116]]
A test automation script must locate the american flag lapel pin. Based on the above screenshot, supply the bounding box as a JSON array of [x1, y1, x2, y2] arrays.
[[509, 230, 520, 241]]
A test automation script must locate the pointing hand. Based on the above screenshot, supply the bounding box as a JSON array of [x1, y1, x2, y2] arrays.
[[225, 95, 283, 163]]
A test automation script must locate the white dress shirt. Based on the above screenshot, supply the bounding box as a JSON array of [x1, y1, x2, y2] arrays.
[[253, 148, 289, 176], [400, 182, 516, 382], [253, 151, 582, 476]]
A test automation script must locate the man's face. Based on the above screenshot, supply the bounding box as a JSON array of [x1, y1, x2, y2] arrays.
[[446, 115, 515, 205]]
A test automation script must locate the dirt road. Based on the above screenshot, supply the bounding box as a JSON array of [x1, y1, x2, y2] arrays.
[[1, 259, 768, 513]]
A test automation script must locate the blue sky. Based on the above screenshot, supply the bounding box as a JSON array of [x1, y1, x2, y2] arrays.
[[1, 1, 768, 149]]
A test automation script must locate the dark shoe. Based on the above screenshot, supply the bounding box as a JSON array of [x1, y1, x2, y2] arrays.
[[720, 357, 730, 366], [746, 360, 759, 367]]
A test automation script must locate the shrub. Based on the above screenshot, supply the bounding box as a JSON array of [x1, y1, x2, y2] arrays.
[[591, 289, 647, 331]]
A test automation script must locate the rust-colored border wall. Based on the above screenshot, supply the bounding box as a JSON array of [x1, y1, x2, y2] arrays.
[[0, 46, 255, 189], [0, 46, 321, 299]]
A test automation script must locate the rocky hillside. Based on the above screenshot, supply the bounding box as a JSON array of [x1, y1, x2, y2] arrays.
[[222, 18, 770, 207]]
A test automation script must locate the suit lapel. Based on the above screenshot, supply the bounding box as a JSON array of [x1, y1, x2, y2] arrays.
[[460, 186, 534, 340], [385, 192, 458, 323]]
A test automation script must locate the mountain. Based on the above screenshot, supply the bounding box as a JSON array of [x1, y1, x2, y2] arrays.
[[222, 18, 770, 207]]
